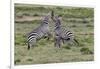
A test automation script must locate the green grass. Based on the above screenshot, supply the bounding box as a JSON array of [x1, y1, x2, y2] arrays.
[[14, 3, 94, 65]]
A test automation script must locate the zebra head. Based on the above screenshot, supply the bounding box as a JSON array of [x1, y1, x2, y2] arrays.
[[50, 10, 61, 25], [54, 16, 61, 28], [42, 15, 50, 25]]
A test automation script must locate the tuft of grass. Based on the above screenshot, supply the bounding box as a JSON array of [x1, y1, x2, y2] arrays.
[[56, 7, 63, 10], [14, 59, 21, 64], [17, 15, 23, 18], [86, 24, 93, 27], [33, 13, 39, 16], [80, 47, 93, 55], [82, 20, 88, 23], [63, 46, 71, 49], [15, 34, 26, 46], [15, 20, 41, 24], [23, 13, 30, 16], [71, 25, 77, 27], [27, 58, 33, 61]]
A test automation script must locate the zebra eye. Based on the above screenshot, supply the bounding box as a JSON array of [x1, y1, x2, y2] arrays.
[[45, 22, 49, 24], [45, 23, 48, 24]]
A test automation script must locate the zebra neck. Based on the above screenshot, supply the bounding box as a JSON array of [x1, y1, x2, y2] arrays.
[[55, 25, 61, 30]]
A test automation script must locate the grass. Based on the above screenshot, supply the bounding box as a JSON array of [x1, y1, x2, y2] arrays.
[[14, 3, 94, 65], [80, 47, 93, 54]]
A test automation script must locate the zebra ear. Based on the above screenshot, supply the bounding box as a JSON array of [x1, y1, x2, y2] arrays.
[[46, 11, 53, 17], [43, 15, 49, 20]]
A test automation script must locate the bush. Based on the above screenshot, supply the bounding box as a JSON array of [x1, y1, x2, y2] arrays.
[[23, 13, 30, 16], [33, 13, 39, 16], [14, 59, 21, 64], [27, 58, 33, 61], [86, 24, 93, 27], [63, 46, 71, 49], [80, 48, 93, 54]]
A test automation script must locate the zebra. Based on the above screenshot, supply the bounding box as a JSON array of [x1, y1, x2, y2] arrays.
[[51, 15, 79, 48], [27, 15, 51, 50]]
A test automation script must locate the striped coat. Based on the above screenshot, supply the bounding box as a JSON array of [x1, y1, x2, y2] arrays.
[[27, 15, 51, 50], [53, 16, 79, 48]]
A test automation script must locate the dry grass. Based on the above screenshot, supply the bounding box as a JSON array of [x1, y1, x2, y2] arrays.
[[14, 3, 94, 65]]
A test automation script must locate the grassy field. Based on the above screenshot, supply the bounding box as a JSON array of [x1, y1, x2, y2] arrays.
[[14, 3, 94, 65]]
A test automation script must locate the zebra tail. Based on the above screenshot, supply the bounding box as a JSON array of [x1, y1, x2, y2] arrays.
[[27, 44, 30, 50], [73, 38, 79, 46], [27, 42, 31, 50]]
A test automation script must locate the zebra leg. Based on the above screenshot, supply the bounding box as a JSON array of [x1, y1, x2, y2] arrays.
[[31, 38, 37, 48], [47, 32, 52, 40], [62, 39, 65, 44], [58, 39, 61, 48], [27, 42, 33, 50], [27, 42, 30, 50], [54, 36, 61, 48], [27, 38, 36, 50]]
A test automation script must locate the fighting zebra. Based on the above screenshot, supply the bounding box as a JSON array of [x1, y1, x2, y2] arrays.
[[51, 14, 79, 48], [27, 15, 51, 50]]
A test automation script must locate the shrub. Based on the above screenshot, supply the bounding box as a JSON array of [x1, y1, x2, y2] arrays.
[[80, 47, 93, 54], [23, 13, 30, 16], [33, 13, 39, 16], [14, 59, 21, 64], [27, 58, 33, 61], [63, 46, 71, 49], [86, 24, 93, 27]]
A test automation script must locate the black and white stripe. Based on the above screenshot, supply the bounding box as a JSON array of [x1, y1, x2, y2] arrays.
[[52, 16, 79, 48], [27, 15, 51, 50]]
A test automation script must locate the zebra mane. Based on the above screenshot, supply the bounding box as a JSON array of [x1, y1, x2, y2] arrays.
[[50, 10, 61, 26], [55, 16, 61, 27], [51, 10, 54, 20]]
